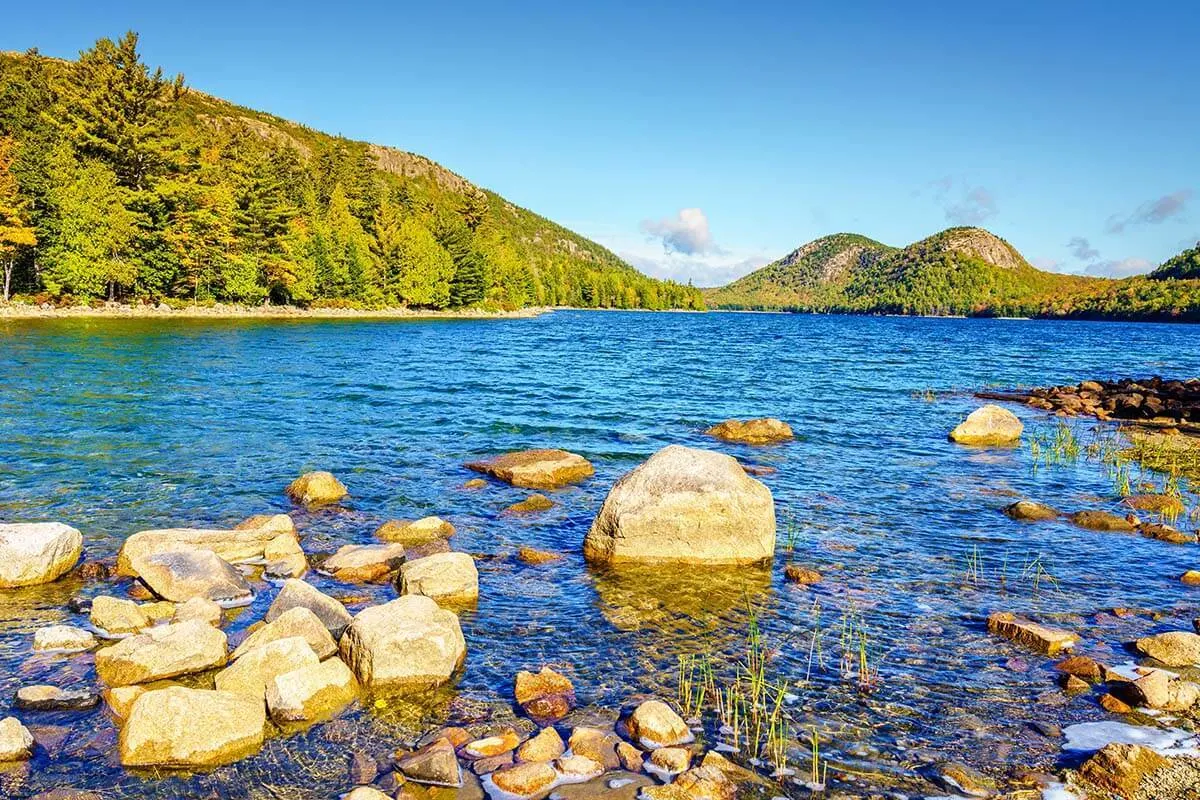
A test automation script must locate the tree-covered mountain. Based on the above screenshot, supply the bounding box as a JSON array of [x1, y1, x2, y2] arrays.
[[0, 34, 704, 311], [1150, 242, 1200, 281], [706, 227, 1200, 321]]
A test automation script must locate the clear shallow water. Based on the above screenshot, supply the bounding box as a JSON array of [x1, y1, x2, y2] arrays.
[[1, 311, 1199, 798]]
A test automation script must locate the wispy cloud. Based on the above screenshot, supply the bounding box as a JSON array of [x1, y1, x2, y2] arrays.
[[928, 177, 998, 226], [622, 250, 771, 288], [639, 208, 717, 255], [1083, 257, 1153, 278], [1067, 236, 1099, 261], [1105, 189, 1192, 234]]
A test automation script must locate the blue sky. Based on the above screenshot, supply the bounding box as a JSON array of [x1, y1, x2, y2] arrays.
[[4, 1, 1198, 285]]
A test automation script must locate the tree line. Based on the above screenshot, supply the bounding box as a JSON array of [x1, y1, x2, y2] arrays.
[[0, 33, 705, 311]]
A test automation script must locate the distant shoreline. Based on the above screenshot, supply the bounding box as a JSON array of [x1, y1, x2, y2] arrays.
[[0, 303, 553, 321]]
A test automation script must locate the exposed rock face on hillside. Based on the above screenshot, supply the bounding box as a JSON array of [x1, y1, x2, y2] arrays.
[[930, 227, 1025, 270]]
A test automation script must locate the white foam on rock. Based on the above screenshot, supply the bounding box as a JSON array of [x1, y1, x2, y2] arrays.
[[1062, 721, 1200, 755]]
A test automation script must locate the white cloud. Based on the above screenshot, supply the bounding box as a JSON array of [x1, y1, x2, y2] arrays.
[[639, 208, 717, 255], [1084, 257, 1153, 278], [621, 250, 772, 287]]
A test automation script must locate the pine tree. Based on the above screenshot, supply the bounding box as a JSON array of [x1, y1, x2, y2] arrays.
[[394, 217, 454, 308]]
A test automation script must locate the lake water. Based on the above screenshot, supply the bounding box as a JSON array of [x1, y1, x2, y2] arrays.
[[1, 310, 1198, 798]]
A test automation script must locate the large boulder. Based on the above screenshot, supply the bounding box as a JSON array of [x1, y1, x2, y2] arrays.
[[265, 579, 353, 639], [376, 517, 455, 545], [948, 405, 1023, 446], [1135, 631, 1200, 667], [232, 606, 338, 660], [339, 595, 466, 689], [0, 522, 83, 588], [322, 543, 406, 583], [399, 553, 479, 603], [266, 657, 359, 724], [95, 620, 228, 686], [705, 418, 793, 445], [90, 595, 151, 635], [132, 549, 252, 604], [262, 533, 308, 578], [119, 686, 265, 768], [285, 471, 347, 506], [234, 513, 295, 534], [1079, 743, 1170, 799], [214, 637, 319, 700], [0, 717, 34, 761], [466, 449, 594, 489], [584, 445, 776, 565], [117, 525, 298, 576]]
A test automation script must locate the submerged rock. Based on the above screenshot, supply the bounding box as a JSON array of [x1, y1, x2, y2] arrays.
[[0, 717, 34, 761], [399, 552, 479, 603], [285, 471, 348, 506], [266, 579, 353, 639], [514, 666, 575, 724], [0, 522, 83, 588], [705, 418, 793, 444], [584, 445, 776, 565], [948, 404, 1023, 446], [466, 449, 594, 489], [132, 549, 253, 603], [927, 761, 995, 798], [338, 595, 466, 689], [1069, 510, 1139, 532], [397, 737, 462, 787], [117, 525, 298, 576], [32, 625, 96, 653], [95, 620, 228, 686], [376, 516, 456, 545], [1002, 500, 1059, 521], [90, 596, 151, 635], [1079, 742, 1170, 799], [266, 657, 359, 724], [783, 565, 822, 585], [322, 543, 406, 583], [119, 686, 265, 768], [626, 700, 692, 749], [1055, 655, 1103, 682], [233, 606, 338, 660], [214, 636, 319, 700], [14, 685, 99, 711], [490, 761, 558, 797], [1135, 631, 1200, 666], [986, 612, 1078, 655], [517, 546, 561, 565], [234, 513, 295, 534], [504, 494, 555, 514]]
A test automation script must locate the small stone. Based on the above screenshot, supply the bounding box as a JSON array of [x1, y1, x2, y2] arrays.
[[344, 789, 392, 800], [649, 747, 691, 776], [490, 761, 558, 797], [1062, 674, 1089, 693], [285, 471, 347, 506], [463, 728, 520, 758], [568, 727, 621, 770], [322, 543, 406, 583], [1100, 693, 1134, 714], [1181, 571, 1200, 586], [90, 595, 150, 635], [472, 753, 514, 775], [515, 666, 576, 724], [555, 753, 605, 781], [14, 685, 99, 711], [173, 596, 223, 626], [32, 625, 96, 653], [783, 565, 822, 585], [1055, 655, 1103, 682], [705, 418, 793, 444], [376, 517, 456, 545], [1002, 500, 1059, 521], [616, 741, 643, 772], [399, 552, 479, 603], [516, 727, 564, 763], [504, 494, 555, 514], [349, 750, 378, 784], [986, 612, 1078, 655], [0, 717, 35, 761], [626, 700, 692, 749], [929, 761, 996, 797], [462, 478, 488, 490], [397, 737, 462, 787], [517, 547, 561, 565]]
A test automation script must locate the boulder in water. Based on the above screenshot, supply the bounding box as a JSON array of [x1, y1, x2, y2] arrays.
[[466, 449, 594, 489], [948, 405, 1023, 446], [1135, 631, 1200, 667], [705, 418, 793, 444], [214, 636, 319, 700], [584, 445, 775, 565], [89, 596, 151, 636], [1070, 510, 1139, 532], [987, 612, 1078, 655], [338, 595, 465, 689], [376, 517, 455, 545], [1003, 500, 1059, 521], [0, 717, 34, 761], [322, 543, 406, 583], [233, 606, 338, 660], [119, 686, 265, 768], [32, 625, 96, 653], [266, 657, 359, 724], [625, 699, 693, 749], [0, 522, 83, 588], [266, 579, 353, 639], [399, 552, 479, 603], [514, 666, 575, 724], [95, 620, 228, 686], [285, 471, 348, 506], [132, 549, 252, 604], [117, 525, 297, 576]]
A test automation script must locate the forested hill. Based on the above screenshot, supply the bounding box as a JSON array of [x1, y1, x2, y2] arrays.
[[0, 34, 705, 311], [706, 227, 1200, 322]]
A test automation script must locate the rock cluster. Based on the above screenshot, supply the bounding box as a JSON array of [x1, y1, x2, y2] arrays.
[[986, 377, 1200, 425]]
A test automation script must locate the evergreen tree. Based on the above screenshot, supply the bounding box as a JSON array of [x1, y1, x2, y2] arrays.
[[0, 137, 37, 300], [394, 217, 454, 308]]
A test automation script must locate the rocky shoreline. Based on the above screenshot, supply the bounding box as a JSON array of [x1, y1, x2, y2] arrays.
[[0, 302, 550, 321], [977, 377, 1200, 431]]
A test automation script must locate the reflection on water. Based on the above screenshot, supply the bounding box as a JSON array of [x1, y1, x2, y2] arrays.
[[1, 311, 1199, 797]]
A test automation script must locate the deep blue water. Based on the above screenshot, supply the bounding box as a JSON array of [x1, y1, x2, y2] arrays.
[[0, 310, 1198, 798]]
